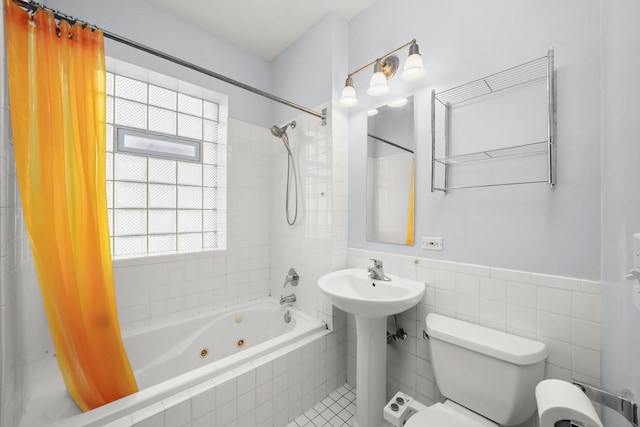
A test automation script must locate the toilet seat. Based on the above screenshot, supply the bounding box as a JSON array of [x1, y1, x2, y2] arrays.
[[404, 401, 499, 427]]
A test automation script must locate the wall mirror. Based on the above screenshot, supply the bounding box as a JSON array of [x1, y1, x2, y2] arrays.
[[366, 96, 415, 245]]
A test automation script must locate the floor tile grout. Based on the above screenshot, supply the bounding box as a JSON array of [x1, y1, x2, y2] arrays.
[[287, 383, 356, 427]]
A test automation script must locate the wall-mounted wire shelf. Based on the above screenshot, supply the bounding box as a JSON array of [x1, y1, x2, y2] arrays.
[[431, 48, 556, 192], [434, 141, 548, 165], [434, 55, 549, 107], [432, 179, 551, 192]]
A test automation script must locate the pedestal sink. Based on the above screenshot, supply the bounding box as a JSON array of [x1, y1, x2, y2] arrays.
[[318, 268, 425, 427]]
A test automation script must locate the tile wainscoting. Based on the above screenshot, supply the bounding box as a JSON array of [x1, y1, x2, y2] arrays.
[[346, 248, 601, 419], [108, 311, 346, 427]]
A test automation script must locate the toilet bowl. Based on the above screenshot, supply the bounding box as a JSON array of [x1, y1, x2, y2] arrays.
[[384, 314, 547, 427]]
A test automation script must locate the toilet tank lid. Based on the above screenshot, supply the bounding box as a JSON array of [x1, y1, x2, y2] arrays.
[[426, 313, 547, 365]]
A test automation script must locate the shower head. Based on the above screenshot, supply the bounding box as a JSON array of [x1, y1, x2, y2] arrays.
[[270, 121, 296, 138], [270, 125, 284, 138], [271, 121, 296, 155]]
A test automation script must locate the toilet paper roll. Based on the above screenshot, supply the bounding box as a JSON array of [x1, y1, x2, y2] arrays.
[[536, 379, 603, 427]]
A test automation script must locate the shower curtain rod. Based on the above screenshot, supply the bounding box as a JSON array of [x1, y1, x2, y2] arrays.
[[11, 0, 328, 124], [367, 134, 414, 154]]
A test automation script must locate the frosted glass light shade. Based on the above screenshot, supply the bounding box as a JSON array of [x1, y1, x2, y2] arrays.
[[367, 71, 389, 96], [401, 53, 426, 82], [339, 84, 359, 108]]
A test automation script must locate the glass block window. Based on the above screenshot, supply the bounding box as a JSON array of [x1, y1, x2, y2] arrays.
[[106, 72, 226, 258]]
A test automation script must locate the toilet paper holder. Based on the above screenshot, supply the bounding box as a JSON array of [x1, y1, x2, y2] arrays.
[[573, 381, 638, 426], [554, 421, 585, 427]]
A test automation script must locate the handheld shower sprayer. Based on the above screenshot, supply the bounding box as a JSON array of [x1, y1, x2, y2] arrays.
[[270, 120, 296, 138], [270, 121, 298, 225], [270, 125, 283, 138], [271, 121, 296, 155]]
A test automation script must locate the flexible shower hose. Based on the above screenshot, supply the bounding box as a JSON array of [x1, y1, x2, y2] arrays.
[[283, 133, 298, 225]]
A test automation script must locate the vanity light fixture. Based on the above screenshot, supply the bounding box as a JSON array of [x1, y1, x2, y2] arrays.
[[339, 39, 426, 108], [367, 108, 379, 117]]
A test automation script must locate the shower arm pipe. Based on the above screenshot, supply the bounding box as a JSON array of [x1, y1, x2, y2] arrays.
[[346, 39, 416, 79], [11, 0, 328, 125]]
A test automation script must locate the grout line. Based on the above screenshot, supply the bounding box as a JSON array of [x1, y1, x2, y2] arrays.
[[289, 383, 356, 427]]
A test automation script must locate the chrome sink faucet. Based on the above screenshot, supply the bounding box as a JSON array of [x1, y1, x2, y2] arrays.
[[368, 259, 391, 281]]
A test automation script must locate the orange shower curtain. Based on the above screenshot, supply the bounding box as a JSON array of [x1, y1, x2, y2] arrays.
[[4, 0, 137, 410], [406, 158, 415, 245]]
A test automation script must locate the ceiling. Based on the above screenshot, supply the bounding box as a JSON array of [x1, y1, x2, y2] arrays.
[[140, 0, 375, 62]]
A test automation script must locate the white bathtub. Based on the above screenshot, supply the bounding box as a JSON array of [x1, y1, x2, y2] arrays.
[[19, 299, 328, 427], [125, 301, 310, 389]]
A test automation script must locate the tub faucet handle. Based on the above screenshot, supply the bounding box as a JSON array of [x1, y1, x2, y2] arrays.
[[284, 268, 299, 288]]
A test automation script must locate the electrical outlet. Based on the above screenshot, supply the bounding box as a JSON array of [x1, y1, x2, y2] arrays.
[[422, 237, 443, 251]]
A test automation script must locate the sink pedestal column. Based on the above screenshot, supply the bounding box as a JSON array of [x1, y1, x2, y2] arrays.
[[317, 268, 425, 426], [353, 316, 387, 427]]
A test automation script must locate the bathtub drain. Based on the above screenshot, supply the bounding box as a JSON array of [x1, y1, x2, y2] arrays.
[[200, 348, 208, 359], [237, 339, 245, 347]]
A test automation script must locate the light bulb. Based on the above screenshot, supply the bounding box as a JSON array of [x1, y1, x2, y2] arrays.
[[367, 109, 379, 117], [402, 42, 426, 82], [339, 77, 359, 108], [402, 54, 426, 82], [367, 71, 389, 96]]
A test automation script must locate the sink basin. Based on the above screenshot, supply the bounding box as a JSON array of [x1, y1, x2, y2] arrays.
[[318, 268, 425, 317]]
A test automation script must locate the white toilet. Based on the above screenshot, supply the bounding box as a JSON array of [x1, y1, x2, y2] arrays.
[[387, 313, 547, 427]]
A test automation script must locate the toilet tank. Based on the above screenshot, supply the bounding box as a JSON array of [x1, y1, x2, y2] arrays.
[[426, 314, 547, 426]]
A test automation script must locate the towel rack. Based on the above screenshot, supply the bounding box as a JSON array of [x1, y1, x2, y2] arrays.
[[431, 48, 556, 192]]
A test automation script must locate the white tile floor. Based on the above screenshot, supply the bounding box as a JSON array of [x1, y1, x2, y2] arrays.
[[287, 384, 357, 427]]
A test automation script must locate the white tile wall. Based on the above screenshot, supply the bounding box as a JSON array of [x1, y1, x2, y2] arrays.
[[113, 102, 350, 334], [269, 103, 348, 330], [346, 248, 602, 425], [0, 8, 50, 427]]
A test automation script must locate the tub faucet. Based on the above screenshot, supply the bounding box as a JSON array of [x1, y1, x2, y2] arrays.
[[368, 259, 391, 281], [280, 293, 296, 306], [283, 268, 299, 288]]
